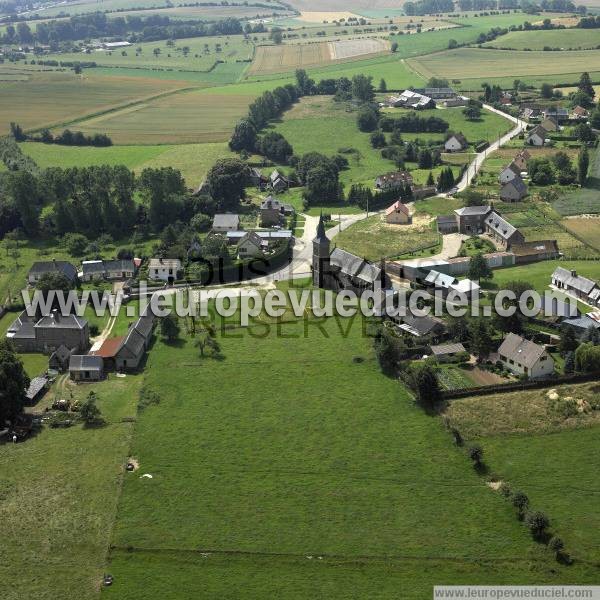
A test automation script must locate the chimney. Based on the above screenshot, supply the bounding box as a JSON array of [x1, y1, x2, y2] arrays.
[[571, 270, 577, 278], [52, 308, 60, 323]]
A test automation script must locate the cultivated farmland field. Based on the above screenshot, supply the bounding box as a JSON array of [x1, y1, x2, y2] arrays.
[[484, 28, 600, 50], [408, 48, 600, 83], [0, 71, 189, 135], [248, 38, 389, 76], [249, 42, 333, 75], [68, 89, 256, 144]]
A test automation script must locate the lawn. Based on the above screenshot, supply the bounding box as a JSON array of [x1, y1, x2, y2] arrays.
[[446, 383, 600, 564], [408, 48, 600, 83], [0, 70, 189, 135], [0, 373, 143, 600], [483, 259, 600, 293], [483, 28, 600, 51], [102, 314, 594, 598], [68, 88, 256, 144], [335, 213, 440, 260]]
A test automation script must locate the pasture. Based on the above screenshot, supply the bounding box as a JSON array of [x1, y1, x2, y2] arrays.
[[446, 384, 600, 565], [561, 217, 600, 252], [407, 48, 600, 83], [0, 71, 188, 135], [41, 35, 255, 73], [19, 141, 235, 186], [272, 95, 397, 187], [0, 373, 143, 600], [69, 89, 256, 144], [484, 28, 600, 51], [102, 315, 590, 599]]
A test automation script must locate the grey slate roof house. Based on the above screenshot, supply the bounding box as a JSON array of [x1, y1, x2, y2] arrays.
[[7, 310, 89, 354], [562, 314, 600, 339], [69, 354, 104, 381], [212, 213, 240, 233], [28, 260, 77, 285], [413, 87, 457, 99], [82, 259, 135, 281], [260, 196, 294, 226], [497, 333, 554, 379], [444, 133, 468, 152], [25, 376, 49, 404], [398, 313, 446, 340], [49, 344, 73, 372], [484, 212, 524, 249], [551, 267, 597, 300], [499, 176, 528, 202], [454, 204, 492, 234], [114, 314, 155, 371], [527, 125, 548, 146], [498, 162, 521, 184]]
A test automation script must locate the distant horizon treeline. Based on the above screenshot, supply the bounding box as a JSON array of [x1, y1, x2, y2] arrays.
[[404, 0, 585, 14], [0, 11, 244, 46], [10, 123, 112, 147]]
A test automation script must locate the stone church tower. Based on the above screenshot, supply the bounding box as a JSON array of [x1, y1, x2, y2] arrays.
[[312, 214, 330, 288]]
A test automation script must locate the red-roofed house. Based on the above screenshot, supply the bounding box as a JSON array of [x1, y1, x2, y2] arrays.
[[92, 336, 125, 371], [385, 201, 411, 225]]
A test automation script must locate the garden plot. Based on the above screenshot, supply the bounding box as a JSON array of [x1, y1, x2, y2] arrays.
[[329, 38, 389, 60]]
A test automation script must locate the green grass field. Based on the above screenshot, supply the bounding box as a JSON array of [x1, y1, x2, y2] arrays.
[[273, 95, 397, 188], [20, 141, 169, 169], [43, 35, 255, 73], [0, 373, 143, 600], [100, 315, 596, 599], [447, 383, 600, 565], [408, 47, 600, 83], [484, 27, 600, 50]]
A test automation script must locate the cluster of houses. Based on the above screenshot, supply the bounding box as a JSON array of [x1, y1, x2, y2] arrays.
[[312, 219, 559, 380], [521, 104, 590, 147], [375, 170, 437, 200], [497, 149, 530, 202], [211, 196, 295, 261]]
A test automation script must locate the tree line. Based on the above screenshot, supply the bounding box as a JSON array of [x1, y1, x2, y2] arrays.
[[10, 123, 112, 147], [0, 11, 243, 46]]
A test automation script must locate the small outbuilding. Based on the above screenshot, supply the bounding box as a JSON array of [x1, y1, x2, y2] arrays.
[[384, 201, 411, 225], [69, 355, 104, 382]]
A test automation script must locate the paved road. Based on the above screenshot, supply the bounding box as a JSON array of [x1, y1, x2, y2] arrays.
[[444, 105, 526, 195]]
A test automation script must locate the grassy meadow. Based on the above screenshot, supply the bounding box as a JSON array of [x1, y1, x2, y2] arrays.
[[100, 315, 596, 599], [0, 374, 143, 600], [446, 383, 600, 565]]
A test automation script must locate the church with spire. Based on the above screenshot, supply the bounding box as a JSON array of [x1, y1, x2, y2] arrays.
[[312, 214, 388, 293]]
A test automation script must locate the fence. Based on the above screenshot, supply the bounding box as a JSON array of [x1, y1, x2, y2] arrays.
[[442, 370, 600, 400]]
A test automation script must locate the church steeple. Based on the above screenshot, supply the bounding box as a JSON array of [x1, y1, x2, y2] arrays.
[[314, 212, 327, 242], [312, 213, 330, 288]]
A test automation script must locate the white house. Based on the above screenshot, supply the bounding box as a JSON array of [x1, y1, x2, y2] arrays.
[[444, 133, 467, 153], [497, 333, 554, 379], [237, 231, 264, 259], [148, 258, 181, 282], [498, 162, 521, 184]]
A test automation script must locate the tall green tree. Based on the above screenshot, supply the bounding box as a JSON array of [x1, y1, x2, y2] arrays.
[[0, 340, 29, 425], [578, 146, 590, 186], [578, 71, 595, 99], [351, 74, 375, 103], [8, 170, 40, 234], [206, 158, 249, 212]]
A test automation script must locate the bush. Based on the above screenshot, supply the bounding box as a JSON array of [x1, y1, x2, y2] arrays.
[[526, 511, 549, 538]]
